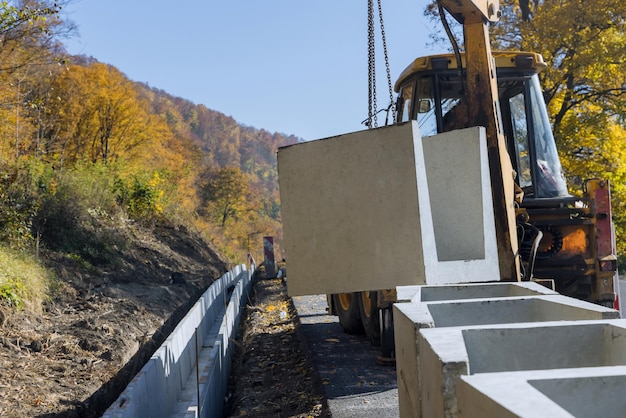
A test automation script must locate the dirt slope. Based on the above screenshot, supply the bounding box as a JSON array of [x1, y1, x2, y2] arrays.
[[0, 221, 228, 417]]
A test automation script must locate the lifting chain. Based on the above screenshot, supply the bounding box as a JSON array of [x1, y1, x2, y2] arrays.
[[367, 0, 395, 129]]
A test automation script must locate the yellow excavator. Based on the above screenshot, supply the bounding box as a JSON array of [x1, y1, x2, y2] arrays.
[[279, 0, 620, 356]]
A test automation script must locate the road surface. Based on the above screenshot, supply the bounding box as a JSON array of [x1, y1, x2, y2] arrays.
[[292, 294, 399, 418]]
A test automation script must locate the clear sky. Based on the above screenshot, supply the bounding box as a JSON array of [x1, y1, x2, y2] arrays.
[[62, 1, 442, 141]]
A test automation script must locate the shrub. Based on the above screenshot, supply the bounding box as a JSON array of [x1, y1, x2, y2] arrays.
[[114, 171, 164, 221], [0, 246, 54, 312], [33, 163, 121, 265], [0, 159, 53, 250]]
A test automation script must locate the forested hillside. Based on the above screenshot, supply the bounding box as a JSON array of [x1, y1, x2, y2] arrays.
[[0, 2, 298, 276], [0, 3, 299, 415]]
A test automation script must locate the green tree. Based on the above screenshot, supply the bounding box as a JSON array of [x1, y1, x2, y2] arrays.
[[202, 167, 248, 227]]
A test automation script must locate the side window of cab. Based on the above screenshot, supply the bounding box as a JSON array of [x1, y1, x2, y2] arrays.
[[397, 80, 414, 123]]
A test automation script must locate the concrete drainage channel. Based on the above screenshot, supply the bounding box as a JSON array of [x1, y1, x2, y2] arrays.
[[393, 281, 624, 418], [102, 264, 253, 418]]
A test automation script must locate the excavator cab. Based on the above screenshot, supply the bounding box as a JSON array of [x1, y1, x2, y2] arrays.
[[395, 51, 569, 199], [393, 51, 619, 308]]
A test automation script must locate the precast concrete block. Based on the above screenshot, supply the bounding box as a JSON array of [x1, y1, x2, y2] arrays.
[[102, 381, 138, 418], [126, 369, 150, 417], [278, 123, 500, 296], [160, 344, 182, 415], [418, 319, 626, 418], [424, 294, 619, 327], [174, 330, 192, 391], [457, 366, 626, 418], [393, 291, 618, 418], [144, 359, 167, 417], [202, 342, 223, 418], [410, 281, 557, 303], [394, 302, 431, 418]]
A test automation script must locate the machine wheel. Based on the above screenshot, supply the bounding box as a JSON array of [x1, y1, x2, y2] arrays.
[[359, 291, 381, 346], [332, 293, 364, 334]]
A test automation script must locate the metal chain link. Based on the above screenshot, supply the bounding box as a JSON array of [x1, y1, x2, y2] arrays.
[[377, 0, 396, 124], [367, 0, 395, 129], [367, 0, 377, 128]]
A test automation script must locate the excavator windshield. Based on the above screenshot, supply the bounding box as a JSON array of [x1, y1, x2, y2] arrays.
[[396, 68, 569, 198]]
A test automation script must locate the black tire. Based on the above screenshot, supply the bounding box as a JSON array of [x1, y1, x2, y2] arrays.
[[379, 307, 395, 360], [332, 293, 364, 334], [359, 291, 381, 346]]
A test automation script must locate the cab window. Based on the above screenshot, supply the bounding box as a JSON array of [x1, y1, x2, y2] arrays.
[[397, 79, 414, 123], [415, 76, 437, 136], [508, 92, 532, 189]]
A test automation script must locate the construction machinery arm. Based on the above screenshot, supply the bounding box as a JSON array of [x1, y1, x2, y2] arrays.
[[438, 0, 501, 24], [435, 0, 521, 281]]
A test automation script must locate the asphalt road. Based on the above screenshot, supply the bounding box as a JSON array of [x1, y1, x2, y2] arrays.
[[292, 294, 399, 418]]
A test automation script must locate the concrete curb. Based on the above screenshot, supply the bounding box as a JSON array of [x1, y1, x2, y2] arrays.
[[103, 265, 254, 418]]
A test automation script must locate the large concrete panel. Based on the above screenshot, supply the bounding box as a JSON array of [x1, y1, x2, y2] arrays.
[[418, 319, 626, 418], [457, 366, 626, 418], [278, 123, 500, 296]]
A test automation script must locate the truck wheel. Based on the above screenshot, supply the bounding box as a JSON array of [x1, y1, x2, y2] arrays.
[[359, 291, 381, 346], [333, 293, 364, 334]]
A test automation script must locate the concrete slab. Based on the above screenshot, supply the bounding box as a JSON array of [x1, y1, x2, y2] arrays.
[[418, 319, 626, 418], [457, 366, 626, 418], [278, 123, 500, 296]]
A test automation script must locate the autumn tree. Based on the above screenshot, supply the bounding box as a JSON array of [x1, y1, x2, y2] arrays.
[[0, 1, 69, 78], [426, 0, 626, 256], [0, 0, 73, 160], [35, 63, 156, 165], [491, 0, 626, 256]]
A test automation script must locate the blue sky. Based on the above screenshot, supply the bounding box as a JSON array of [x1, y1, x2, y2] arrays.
[[62, 1, 441, 141]]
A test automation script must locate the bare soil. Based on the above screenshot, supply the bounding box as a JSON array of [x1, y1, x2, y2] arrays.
[[0, 220, 228, 417], [224, 278, 330, 418]]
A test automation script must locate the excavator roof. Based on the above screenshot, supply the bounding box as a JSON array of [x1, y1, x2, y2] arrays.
[[394, 51, 547, 92]]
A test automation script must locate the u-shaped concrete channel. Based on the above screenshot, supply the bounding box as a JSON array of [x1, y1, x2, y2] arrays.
[[102, 264, 253, 418]]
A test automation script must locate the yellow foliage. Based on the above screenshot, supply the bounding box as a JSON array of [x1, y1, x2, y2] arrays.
[[0, 9, 291, 266]]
